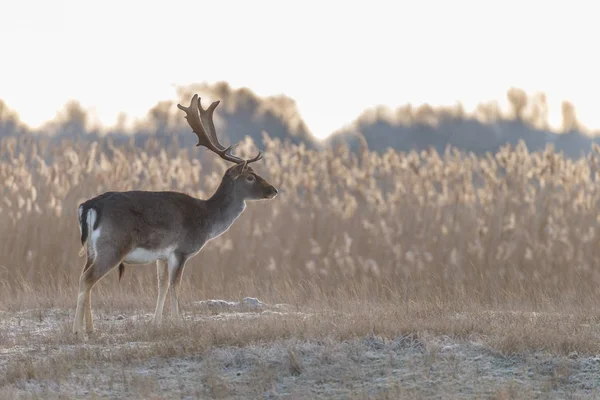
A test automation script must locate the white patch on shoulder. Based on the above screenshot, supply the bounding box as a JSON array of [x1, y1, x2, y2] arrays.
[[124, 246, 175, 265]]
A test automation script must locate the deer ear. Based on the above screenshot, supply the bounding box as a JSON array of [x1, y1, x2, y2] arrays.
[[228, 162, 247, 179]]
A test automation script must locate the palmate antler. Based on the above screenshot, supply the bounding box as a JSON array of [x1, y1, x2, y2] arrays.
[[177, 94, 263, 165]]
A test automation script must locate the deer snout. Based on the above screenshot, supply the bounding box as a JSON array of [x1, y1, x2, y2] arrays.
[[265, 186, 278, 199]]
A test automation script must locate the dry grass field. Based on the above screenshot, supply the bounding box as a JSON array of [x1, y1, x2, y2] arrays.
[[3, 134, 600, 398]]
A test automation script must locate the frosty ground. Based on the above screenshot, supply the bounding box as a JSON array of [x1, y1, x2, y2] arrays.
[[1, 298, 600, 399]]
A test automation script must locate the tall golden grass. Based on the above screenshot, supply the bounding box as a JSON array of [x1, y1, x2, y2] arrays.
[[1, 133, 600, 312], [5, 133, 600, 399]]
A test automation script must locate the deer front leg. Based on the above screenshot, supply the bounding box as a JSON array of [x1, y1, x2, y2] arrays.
[[153, 259, 169, 324], [167, 254, 188, 321]]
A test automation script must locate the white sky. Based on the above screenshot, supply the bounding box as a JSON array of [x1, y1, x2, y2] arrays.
[[1, 0, 599, 139]]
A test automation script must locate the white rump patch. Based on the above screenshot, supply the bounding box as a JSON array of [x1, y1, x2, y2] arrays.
[[82, 209, 100, 259], [86, 209, 97, 234], [89, 226, 101, 260], [124, 246, 175, 265], [77, 206, 83, 235]]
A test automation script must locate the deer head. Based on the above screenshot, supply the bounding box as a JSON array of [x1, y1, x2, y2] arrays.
[[177, 94, 277, 200]]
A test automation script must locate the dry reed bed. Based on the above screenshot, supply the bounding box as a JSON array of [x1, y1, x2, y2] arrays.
[[2, 136, 600, 328], [2, 134, 600, 305], [3, 135, 600, 397]]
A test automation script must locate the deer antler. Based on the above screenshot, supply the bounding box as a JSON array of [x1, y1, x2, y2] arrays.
[[177, 94, 263, 165]]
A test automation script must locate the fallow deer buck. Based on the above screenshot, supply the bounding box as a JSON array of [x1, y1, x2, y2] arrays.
[[73, 94, 278, 335]]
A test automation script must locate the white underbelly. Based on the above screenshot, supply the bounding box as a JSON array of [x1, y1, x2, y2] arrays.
[[124, 247, 174, 265]]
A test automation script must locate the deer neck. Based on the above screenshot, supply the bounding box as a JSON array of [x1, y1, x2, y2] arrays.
[[205, 177, 246, 238]]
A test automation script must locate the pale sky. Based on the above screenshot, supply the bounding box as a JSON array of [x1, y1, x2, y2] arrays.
[[1, 0, 599, 139]]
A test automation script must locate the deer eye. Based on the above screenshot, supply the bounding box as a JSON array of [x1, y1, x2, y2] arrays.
[[246, 174, 256, 182]]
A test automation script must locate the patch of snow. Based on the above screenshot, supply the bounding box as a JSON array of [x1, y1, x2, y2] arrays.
[[242, 297, 266, 309], [192, 297, 288, 313]]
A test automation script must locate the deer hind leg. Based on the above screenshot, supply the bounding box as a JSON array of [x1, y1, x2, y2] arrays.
[[153, 259, 169, 324], [73, 257, 93, 335], [73, 250, 124, 335], [167, 254, 188, 321]]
